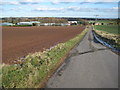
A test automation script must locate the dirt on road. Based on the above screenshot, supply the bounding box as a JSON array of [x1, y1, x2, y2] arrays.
[[2, 26, 85, 64]]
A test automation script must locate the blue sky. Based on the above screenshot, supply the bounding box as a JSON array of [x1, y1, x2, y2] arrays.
[[0, 0, 119, 18]]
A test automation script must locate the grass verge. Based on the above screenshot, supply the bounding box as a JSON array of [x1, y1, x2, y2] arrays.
[[1, 28, 88, 88], [93, 25, 120, 45]]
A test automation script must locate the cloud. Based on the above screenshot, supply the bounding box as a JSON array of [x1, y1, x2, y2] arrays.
[[1, 0, 44, 5], [10, 7, 23, 11], [67, 6, 118, 12], [50, 0, 119, 4], [83, 0, 96, 2], [19, 0, 44, 4], [83, 0, 119, 2], [79, 0, 119, 4], [0, 7, 22, 12], [50, 0, 78, 4], [67, 7, 96, 12], [0, 8, 5, 12], [33, 6, 118, 13], [0, 1, 19, 5], [112, 7, 119, 10], [9, 1, 19, 5], [94, 2, 114, 4], [1, 0, 119, 5], [34, 7, 64, 12], [50, 0, 119, 3], [67, 6, 80, 11]]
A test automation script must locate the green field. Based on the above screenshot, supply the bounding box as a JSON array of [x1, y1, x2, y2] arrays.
[[89, 20, 117, 24], [97, 20, 117, 24], [94, 25, 119, 34]]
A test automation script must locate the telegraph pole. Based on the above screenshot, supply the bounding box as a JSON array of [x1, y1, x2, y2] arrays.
[[95, 15, 99, 23]]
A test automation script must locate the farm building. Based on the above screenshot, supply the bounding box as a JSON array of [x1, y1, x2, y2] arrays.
[[68, 20, 78, 25], [61, 23, 70, 26], [45, 23, 55, 26], [39, 23, 70, 26], [17, 22, 33, 25], [0, 22, 15, 26], [17, 21, 40, 26], [39, 23, 55, 26], [30, 21, 40, 24], [30, 21, 40, 26], [95, 22, 102, 25]]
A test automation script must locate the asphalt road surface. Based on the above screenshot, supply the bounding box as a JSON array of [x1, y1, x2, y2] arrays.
[[46, 26, 118, 88]]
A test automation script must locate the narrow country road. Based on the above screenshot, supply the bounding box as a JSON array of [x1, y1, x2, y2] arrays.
[[46, 26, 118, 88]]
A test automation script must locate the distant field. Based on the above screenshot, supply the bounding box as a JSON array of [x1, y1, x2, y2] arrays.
[[94, 25, 119, 34], [97, 20, 117, 24]]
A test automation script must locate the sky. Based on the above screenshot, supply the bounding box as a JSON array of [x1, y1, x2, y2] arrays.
[[0, 0, 119, 18]]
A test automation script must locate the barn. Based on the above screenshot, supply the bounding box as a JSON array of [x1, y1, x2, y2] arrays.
[[17, 22, 33, 25], [68, 20, 78, 25], [17, 21, 40, 26], [0, 22, 15, 26]]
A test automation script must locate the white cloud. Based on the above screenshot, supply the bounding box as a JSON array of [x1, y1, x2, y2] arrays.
[[84, 0, 96, 2], [78, 7, 117, 12], [112, 7, 119, 10], [0, 8, 4, 11], [84, 0, 119, 2], [0, 0, 44, 5], [10, 7, 23, 11], [1, 0, 119, 5], [35, 7, 64, 11], [0, 1, 19, 5], [50, 0, 78, 2], [49, 0, 79, 4], [67, 6, 80, 11], [33, 6, 118, 13], [104, 0, 119, 2], [49, 0, 119, 3], [20, 0, 44, 3], [10, 1, 19, 5]]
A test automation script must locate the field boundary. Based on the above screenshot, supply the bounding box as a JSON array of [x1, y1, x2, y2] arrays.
[[92, 30, 120, 54], [1, 27, 88, 88], [93, 25, 120, 44]]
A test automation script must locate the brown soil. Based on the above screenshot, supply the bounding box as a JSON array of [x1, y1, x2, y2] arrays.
[[2, 26, 85, 64]]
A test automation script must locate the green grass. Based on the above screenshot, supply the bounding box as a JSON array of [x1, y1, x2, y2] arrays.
[[94, 25, 119, 35], [88, 20, 117, 25], [1, 28, 88, 88], [97, 20, 117, 24]]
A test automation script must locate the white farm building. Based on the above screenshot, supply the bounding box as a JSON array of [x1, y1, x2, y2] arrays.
[[39, 23, 70, 26], [68, 20, 78, 25], [68, 21, 78, 24], [17, 21, 40, 25], [17, 22, 33, 25], [0, 22, 15, 26]]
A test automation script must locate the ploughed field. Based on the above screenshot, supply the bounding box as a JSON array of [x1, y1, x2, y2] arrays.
[[3, 26, 85, 64]]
